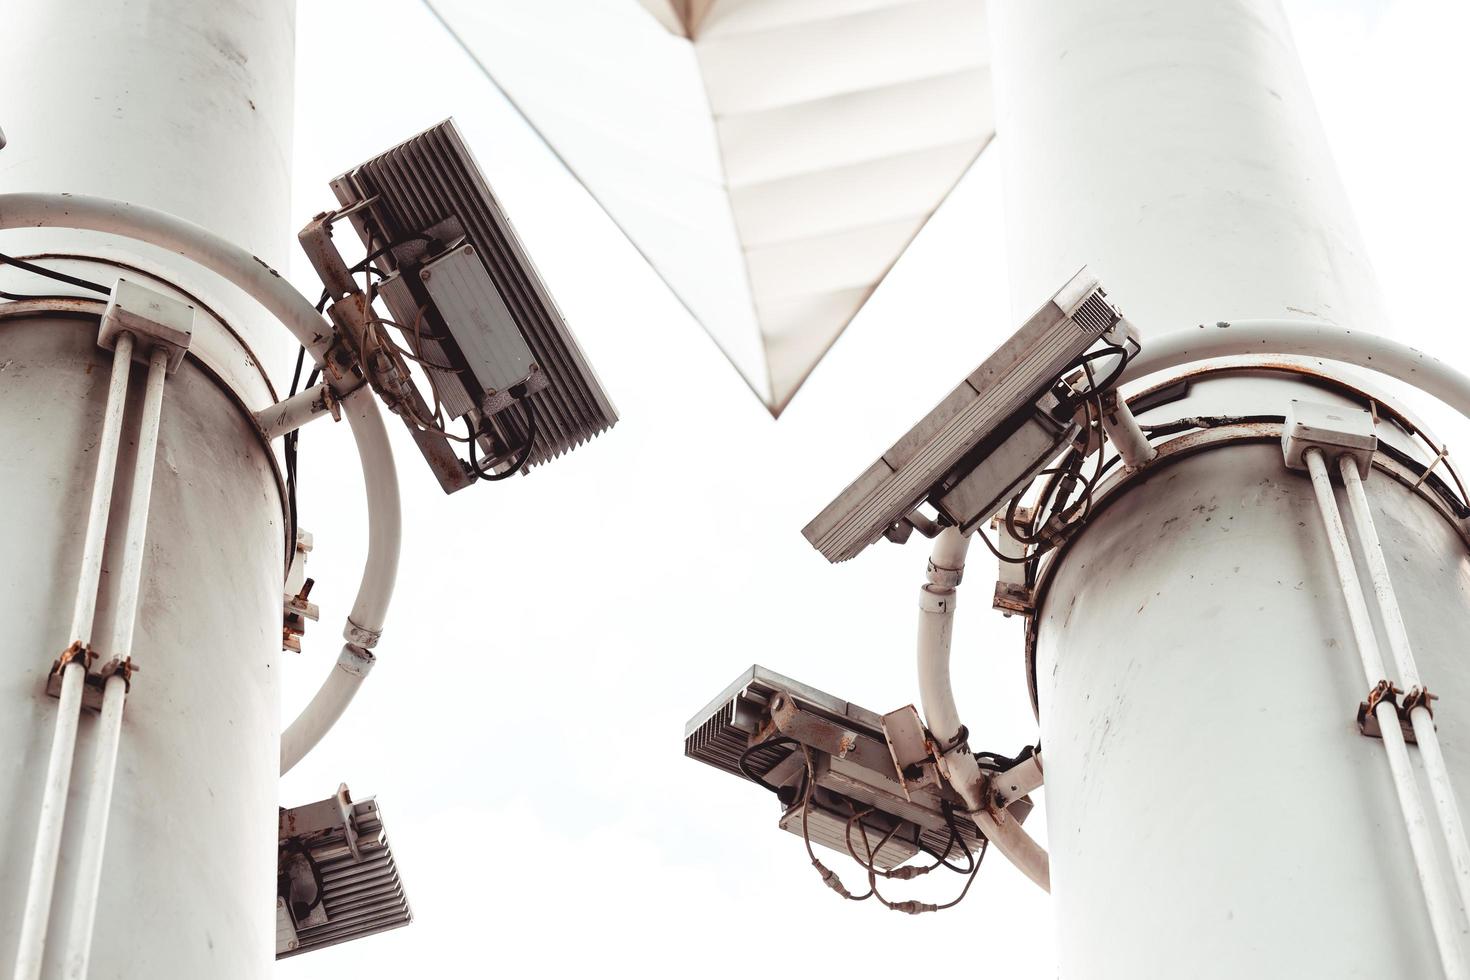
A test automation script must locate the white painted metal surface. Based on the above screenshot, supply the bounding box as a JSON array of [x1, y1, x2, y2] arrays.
[[991, 0, 1386, 339], [991, 0, 1470, 976], [1, 318, 286, 978], [0, 0, 297, 370], [0, 1, 297, 977]]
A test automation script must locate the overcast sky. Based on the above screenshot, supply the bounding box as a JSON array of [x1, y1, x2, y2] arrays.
[[278, 1, 1470, 975]]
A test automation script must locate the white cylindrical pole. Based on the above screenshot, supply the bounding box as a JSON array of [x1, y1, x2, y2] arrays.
[[991, 0, 1470, 976], [990, 0, 1386, 339], [0, 2, 297, 978]]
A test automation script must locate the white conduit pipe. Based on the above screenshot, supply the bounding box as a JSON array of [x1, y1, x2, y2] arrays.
[[1340, 456, 1470, 928], [60, 345, 169, 980], [0, 193, 403, 775], [916, 528, 1051, 892], [1122, 319, 1470, 421], [60, 676, 124, 980], [280, 386, 400, 774], [254, 381, 334, 442], [11, 332, 135, 980], [1304, 448, 1467, 980]]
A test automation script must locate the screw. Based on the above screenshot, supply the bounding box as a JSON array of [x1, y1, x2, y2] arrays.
[[420, 269, 431, 281]]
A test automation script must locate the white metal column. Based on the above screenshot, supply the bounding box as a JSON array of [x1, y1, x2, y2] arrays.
[[0, 2, 296, 977], [990, 0, 1470, 976]]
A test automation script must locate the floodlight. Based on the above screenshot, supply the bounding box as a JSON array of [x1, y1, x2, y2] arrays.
[[803, 268, 1129, 562], [276, 784, 411, 958], [300, 118, 617, 492], [685, 666, 993, 865]]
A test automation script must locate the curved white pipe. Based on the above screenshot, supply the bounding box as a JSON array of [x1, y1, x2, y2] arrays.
[[0, 193, 403, 773], [1123, 319, 1470, 421], [916, 527, 1051, 891], [0, 193, 334, 362], [280, 645, 374, 774], [280, 388, 399, 774], [341, 386, 400, 642]]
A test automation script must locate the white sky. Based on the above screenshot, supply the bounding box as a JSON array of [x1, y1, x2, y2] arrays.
[[278, 1, 1470, 975]]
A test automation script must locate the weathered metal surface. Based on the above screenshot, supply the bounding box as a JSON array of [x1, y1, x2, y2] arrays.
[[1, 316, 283, 977], [0, 2, 296, 974]]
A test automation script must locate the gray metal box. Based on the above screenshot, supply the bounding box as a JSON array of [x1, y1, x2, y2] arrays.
[[935, 394, 1076, 532], [377, 243, 541, 419], [331, 118, 617, 468], [420, 243, 536, 416], [777, 802, 920, 870], [803, 268, 1120, 562], [276, 790, 411, 959], [1282, 398, 1378, 478]]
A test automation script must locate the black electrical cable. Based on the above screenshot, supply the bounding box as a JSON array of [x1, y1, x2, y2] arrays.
[[972, 524, 1037, 566], [1055, 343, 1133, 415], [352, 235, 434, 276], [0, 252, 111, 296], [1139, 413, 1284, 438], [466, 399, 538, 481], [282, 345, 309, 565], [938, 804, 977, 875], [0, 289, 79, 302]]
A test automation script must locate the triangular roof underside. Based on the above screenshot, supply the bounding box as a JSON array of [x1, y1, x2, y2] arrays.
[[428, 0, 994, 414]]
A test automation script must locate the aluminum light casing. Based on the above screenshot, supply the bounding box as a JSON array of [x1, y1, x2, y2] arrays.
[[803, 267, 1121, 562]]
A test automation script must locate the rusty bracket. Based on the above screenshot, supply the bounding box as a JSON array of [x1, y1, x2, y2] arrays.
[[769, 691, 875, 766], [97, 656, 139, 693], [45, 643, 138, 711], [1358, 679, 1415, 743], [991, 509, 1036, 617], [50, 640, 96, 676], [986, 750, 1044, 813], [880, 705, 942, 802], [1403, 685, 1439, 719], [45, 642, 96, 706], [283, 577, 320, 654], [299, 213, 474, 493]]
